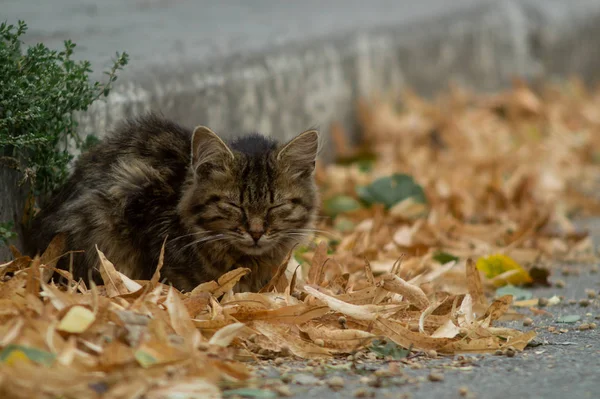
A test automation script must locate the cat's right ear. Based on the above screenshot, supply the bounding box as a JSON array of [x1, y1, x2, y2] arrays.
[[191, 126, 234, 174]]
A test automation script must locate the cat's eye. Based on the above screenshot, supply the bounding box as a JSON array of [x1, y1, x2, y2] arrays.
[[269, 199, 302, 211], [268, 203, 287, 211], [218, 202, 242, 213]]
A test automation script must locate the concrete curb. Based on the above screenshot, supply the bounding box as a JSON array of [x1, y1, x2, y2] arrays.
[[3, 0, 600, 257]]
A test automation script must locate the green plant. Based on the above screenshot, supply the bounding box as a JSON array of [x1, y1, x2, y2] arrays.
[[0, 20, 128, 200], [0, 222, 17, 245]]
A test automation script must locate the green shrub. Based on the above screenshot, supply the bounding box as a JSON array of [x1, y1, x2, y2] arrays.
[[0, 20, 128, 202]]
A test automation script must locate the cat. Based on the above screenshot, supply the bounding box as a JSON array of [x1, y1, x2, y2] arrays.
[[26, 113, 320, 293]]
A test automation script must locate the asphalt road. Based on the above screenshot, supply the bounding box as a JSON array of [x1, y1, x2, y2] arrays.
[[244, 219, 600, 399]]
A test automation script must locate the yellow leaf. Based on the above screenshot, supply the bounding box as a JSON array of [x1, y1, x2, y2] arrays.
[[3, 349, 30, 366], [57, 305, 96, 333], [475, 254, 533, 287]]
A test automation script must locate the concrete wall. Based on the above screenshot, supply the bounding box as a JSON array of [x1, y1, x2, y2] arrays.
[[3, 0, 600, 258]]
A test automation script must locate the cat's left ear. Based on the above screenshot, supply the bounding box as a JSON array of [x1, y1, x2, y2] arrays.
[[276, 129, 319, 176], [191, 126, 234, 174]]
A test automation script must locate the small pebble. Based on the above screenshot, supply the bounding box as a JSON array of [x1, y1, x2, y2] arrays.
[[589, 322, 597, 329], [538, 297, 549, 307], [554, 280, 566, 288], [568, 299, 577, 305], [428, 372, 444, 382], [523, 317, 533, 327], [353, 387, 374, 398], [327, 376, 345, 390], [281, 373, 292, 383], [459, 386, 470, 397], [578, 323, 590, 331], [313, 339, 325, 347], [374, 368, 392, 378], [338, 316, 347, 329], [367, 377, 382, 388], [494, 349, 503, 356], [579, 299, 590, 307], [427, 349, 438, 358], [274, 357, 285, 366], [559, 328, 569, 333], [274, 385, 292, 397], [505, 347, 516, 357], [313, 368, 325, 377], [547, 326, 556, 332]]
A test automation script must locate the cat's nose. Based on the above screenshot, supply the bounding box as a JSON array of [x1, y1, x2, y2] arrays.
[[249, 229, 264, 243]]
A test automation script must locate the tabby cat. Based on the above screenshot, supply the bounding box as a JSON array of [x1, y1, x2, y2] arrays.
[[27, 114, 320, 292]]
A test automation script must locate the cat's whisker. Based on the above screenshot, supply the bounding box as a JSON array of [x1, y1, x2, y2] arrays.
[[169, 230, 218, 243], [179, 234, 227, 251], [286, 228, 339, 239]]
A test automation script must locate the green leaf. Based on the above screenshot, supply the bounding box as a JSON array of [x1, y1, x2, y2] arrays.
[[556, 315, 581, 324], [323, 195, 362, 217], [369, 339, 410, 360], [223, 389, 277, 398], [432, 251, 459, 264], [134, 350, 157, 368], [495, 285, 532, 301], [356, 174, 426, 209], [0, 344, 55, 366], [333, 216, 355, 232]]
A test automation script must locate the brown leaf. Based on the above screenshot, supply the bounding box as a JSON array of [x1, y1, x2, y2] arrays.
[[251, 321, 331, 359], [191, 267, 250, 297], [96, 246, 129, 297], [466, 258, 488, 314], [379, 274, 430, 310], [208, 322, 246, 347], [375, 317, 452, 351], [165, 286, 202, 348], [26, 256, 41, 296], [307, 241, 328, 285], [483, 295, 513, 321], [150, 236, 167, 287], [259, 246, 294, 293]]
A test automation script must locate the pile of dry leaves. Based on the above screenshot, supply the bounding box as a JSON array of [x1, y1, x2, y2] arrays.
[[1, 80, 599, 398]]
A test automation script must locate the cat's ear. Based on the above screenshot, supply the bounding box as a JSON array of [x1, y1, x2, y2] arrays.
[[191, 126, 234, 174], [276, 129, 319, 176]]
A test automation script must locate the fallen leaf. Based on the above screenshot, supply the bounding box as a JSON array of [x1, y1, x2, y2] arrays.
[[379, 274, 430, 310], [57, 305, 95, 333], [556, 315, 580, 323], [495, 285, 533, 301], [209, 323, 246, 347], [96, 246, 129, 297], [0, 345, 55, 366], [476, 254, 533, 287], [357, 174, 427, 209]]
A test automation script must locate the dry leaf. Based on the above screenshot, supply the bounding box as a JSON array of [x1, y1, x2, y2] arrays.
[[57, 306, 95, 333]]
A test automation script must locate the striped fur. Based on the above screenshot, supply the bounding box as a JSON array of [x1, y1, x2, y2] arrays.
[[27, 113, 319, 292]]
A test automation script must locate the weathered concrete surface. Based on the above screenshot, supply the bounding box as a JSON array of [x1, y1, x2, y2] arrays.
[[3, 0, 600, 256]]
